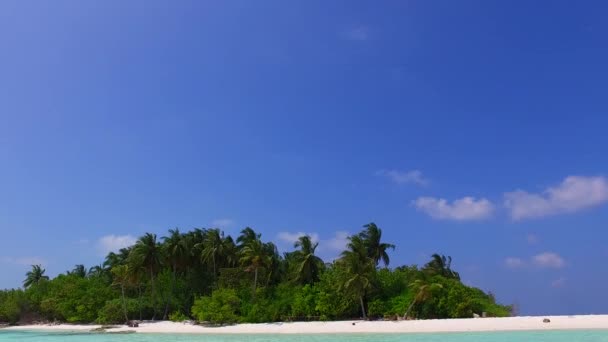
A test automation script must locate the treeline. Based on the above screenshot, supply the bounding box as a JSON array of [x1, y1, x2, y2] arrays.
[[0, 223, 511, 324]]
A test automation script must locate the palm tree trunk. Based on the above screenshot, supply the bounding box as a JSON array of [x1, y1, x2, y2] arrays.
[[213, 254, 217, 282], [150, 269, 157, 320], [163, 264, 177, 320], [121, 285, 128, 323], [359, 296, 367, 319], [403, 300, 416, 320], [138, 286, 143, 321], [253, 267, 258, 297]]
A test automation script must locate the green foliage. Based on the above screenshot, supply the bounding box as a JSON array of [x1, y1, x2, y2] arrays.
[[97, 298, 142, 324], [38, 275, 114, 323], [2, 225, 512, 324], [313, 265, 358, 319], [191, 289, 240, 324], [169, 311, 189, 322], [0, 289, 26, 324], [290, 285, 318, 318]]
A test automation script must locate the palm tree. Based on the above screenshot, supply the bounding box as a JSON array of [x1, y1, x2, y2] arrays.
[[360, 223, 395, 267], [403, 279, 443, 319], [104, 247, 132, 270], [162, 228, 188, 319], [239, 237, 270, 296], [68, 264, 87, 277], [183, 228, 207, 272], [222, 236, 238, 268], [339, 235, 375, 319], [423, 254, 460, 280], [23, 265, 49, 288], [293, 235, 323, 285], [263, 241, 281, 286], [111, 265, 131, 323], [88, 264, 105, 278], [129, 233, 162, 319], [237, 227, 260, 249], [196, 228, 224, 278]]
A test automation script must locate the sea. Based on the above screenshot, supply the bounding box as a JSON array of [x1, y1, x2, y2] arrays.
[[2, 330, 608, 342]]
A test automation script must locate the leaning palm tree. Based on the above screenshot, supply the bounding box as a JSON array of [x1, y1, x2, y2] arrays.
[[360, 223, 395, 267], [239, 238, 270, 296], [111, 265, 131, 323], [339, 235, 375, 319], [104, 247, 132, 270], [129, 233, 162, 319], [68, 264, 87, 277], [293, 235, 323, 285], [423, 254, 460, 280], [237, 227, 260, 249], [403, 279, 443, 319], [23, 265, 49, 288]]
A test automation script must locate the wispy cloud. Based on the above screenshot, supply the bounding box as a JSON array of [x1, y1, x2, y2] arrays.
[[277, 232, 320, 245], [533, 252, 566, 269], [0, 256, 47, 266], [276, 230, 349, 261], [377, 169, 429, 186], [323, 231, 350, 252], [505, 252, 566, 270], [97, 234, 137, 256], [504, 257, 525, 269], [504, 176, 608, 220], [551, 277, 566, 288], [413, 196, 494, 221], [211, 218, 235, 229], [526, 234, 538, 244], [343, 26, 370, 41]]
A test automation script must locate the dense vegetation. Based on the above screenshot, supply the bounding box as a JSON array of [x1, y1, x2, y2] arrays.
[[0, 223, 511, 324]]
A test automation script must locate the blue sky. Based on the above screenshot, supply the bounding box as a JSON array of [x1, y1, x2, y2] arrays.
[[1, 1, 608, 315]]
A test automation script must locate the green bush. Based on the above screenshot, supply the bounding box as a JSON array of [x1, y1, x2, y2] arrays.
[[0, 289, 26, 324], [291, 285, 318, 318], [367, 299, 389, 318], [169, 311, 189, 322], [191, 289, 240, 324], [97, 298, 142, 324]]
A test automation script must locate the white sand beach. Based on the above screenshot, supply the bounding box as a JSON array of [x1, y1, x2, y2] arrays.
[[6, 315, 608, 334]]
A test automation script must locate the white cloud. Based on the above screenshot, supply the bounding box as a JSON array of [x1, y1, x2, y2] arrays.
[[413, 196, 494, 221], [0, 257, 46, 266], [343, 26, 370, 41], [97, 235, 137, 256], [505, 252, 566, 270], [324, 231, 350, 252], [277, 231, 350, 261], [277, 232, 320, 245], [504, 257, 525, 269], [211, 218, 235, 229], [526, 234, 538, 244], [533, 252, 566, 269], [504, 176, 608, 220], [551, 277, 566, 288], [377, 169, 429, 186]]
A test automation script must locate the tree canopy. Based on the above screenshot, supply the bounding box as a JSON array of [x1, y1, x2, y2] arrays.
[[0, 222, 511, 325]]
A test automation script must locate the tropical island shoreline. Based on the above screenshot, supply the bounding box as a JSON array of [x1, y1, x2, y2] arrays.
[[5, 315, 608, 334]]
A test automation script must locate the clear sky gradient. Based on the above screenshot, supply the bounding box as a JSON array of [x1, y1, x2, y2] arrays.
[[1, 1, 607, 315]]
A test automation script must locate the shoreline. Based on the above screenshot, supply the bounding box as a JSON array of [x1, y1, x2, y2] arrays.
[[4, 315, 608, 334]]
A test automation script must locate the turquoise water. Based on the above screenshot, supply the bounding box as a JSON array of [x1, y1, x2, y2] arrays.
[[1, 330, 608, 342]]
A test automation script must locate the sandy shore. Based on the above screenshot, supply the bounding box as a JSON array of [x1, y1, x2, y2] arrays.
[[5, 315, 608, 334]]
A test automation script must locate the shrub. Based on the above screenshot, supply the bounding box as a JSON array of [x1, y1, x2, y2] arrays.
[[191, 289, 240, 324], [0, 290, 26, 324], [97, 299, 141, 324], [169, 311, 189, 322]]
